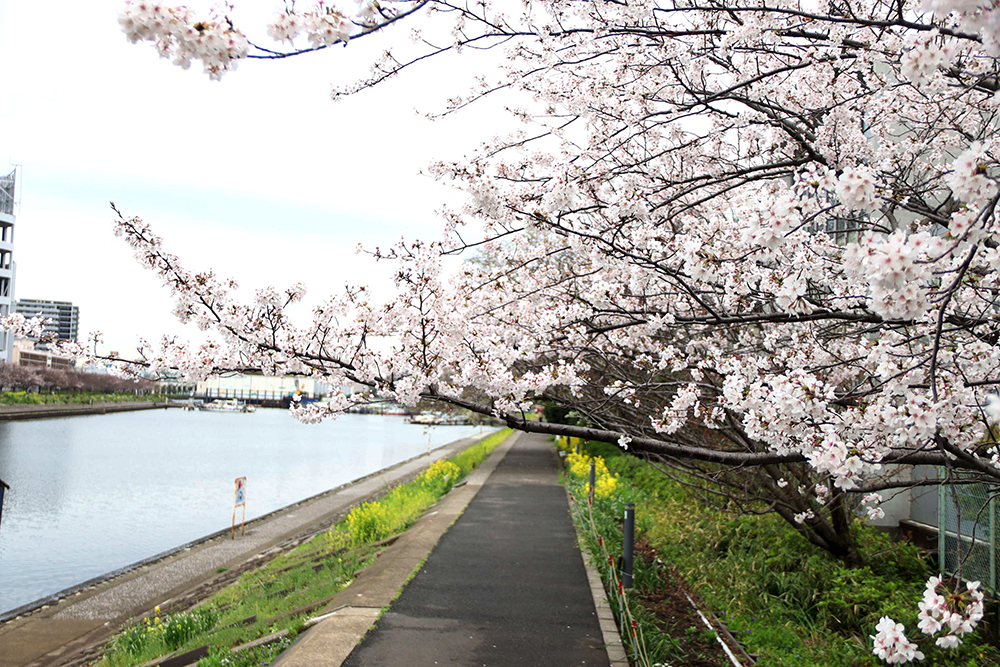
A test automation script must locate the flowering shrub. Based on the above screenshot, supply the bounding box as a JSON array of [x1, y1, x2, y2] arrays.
[[344, 433, 506, 545], [417, 459, 461, 496], [560, 439, 620, 499], [595, 442, 998, 666], [450, 429, 510, 475], [105, 607, 216, 661], [345, 499, 393, 545], [160, 608, 216, 650]]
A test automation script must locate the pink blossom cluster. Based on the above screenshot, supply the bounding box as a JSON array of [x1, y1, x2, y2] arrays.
[[836, 168, 880, 213], [873, 577, 985, 662], [862, 492, 885, 520], [266, 3, 352, 47], [946, 142, 998, 205], [843, 231, 942, 320], [922, 0, 1000, 56], [916, 577, 985, 647], [793, 509, 815, 523], [119, 1, 248, 79], [0, 313, 47, 340], [901, 30, 958, 84], [872, 616, 925, 664]]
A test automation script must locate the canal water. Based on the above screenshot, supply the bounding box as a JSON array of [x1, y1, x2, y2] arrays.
[[0, 408, 489, 616]]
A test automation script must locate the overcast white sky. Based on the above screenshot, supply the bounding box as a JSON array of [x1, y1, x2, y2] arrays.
[[0, 1, 512, 355]]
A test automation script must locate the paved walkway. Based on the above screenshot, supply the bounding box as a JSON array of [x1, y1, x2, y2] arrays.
[[0, 434, 486, 667], [341, 433, 610, 667]]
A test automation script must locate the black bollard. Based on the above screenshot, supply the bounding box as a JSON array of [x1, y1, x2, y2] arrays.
[[588, 460, 596, 505], [623, 503, 635, 588]]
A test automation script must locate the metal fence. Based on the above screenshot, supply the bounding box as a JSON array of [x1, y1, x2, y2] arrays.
[[939, 479, 998, 593]]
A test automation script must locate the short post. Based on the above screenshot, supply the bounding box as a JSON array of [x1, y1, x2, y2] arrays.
[[588, 460, 596, 505], [623, 503, 635, 588], [0, 478, 9, 531], [575, 441, 580, 455]]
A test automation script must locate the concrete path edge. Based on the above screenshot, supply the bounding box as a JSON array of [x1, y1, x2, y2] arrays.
[[563, 485, 631, 667]]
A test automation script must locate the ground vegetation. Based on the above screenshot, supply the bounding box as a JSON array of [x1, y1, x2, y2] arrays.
[[563, 437, 1000, 666]]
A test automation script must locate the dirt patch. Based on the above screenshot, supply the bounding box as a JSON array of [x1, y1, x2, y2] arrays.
[[631, 538, 750, 666]]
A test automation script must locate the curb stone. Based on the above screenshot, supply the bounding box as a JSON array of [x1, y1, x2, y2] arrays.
[[563, 484, 631, 667]]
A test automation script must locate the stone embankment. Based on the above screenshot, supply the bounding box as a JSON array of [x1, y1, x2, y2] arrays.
[[0, 401, 171, 421]]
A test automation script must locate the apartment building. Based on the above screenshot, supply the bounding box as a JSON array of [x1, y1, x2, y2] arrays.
[[15, 298, 79, 344]]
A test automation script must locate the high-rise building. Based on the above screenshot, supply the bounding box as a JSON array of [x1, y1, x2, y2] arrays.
[[0, 169, 17, 363], [15, 299, 79, 344]]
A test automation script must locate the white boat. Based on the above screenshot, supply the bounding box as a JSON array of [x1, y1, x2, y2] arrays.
[[200, 399, 256, 413], [407, 412, 470, 426]]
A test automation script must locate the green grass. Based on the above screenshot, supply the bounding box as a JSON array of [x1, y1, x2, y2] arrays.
[[196, 634, 296, 667], [561, 438, 1000, 667], [95, 428, 512, 667], [451, 427, 510, 475], [343, 427, 511, 545], [0, 391, 159, 405]]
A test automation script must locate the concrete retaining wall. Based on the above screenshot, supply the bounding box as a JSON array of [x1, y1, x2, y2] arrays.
[[0, 401, 170, 421]]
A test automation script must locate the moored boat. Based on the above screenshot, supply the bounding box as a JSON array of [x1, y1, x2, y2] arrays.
[[200, 399, 256, 413], [407, 412, 471, 426]]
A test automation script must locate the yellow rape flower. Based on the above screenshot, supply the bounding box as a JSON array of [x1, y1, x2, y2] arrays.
[[565, 450, 619, 498]]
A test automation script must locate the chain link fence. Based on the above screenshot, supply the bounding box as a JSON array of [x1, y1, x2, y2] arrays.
[[939, 479, 998, 593]]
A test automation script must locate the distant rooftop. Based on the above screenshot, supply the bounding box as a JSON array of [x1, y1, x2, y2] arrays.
[[16, 299, 76, 307]]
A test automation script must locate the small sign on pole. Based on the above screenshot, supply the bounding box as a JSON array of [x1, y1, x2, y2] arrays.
[[232, 477, 246, 539], [0, 478, 8, 530]]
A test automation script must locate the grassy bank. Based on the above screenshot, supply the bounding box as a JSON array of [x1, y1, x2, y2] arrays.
[[0, 391, 160, 405], [558, 437, 999, 667], [96, 428, 512, 667]]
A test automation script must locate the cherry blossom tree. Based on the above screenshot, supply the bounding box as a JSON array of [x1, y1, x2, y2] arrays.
[[0, 362, 42, 393], [103, 0, 1000, 660]]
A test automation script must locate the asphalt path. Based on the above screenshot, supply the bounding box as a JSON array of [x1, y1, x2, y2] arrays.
[[341, 433, 611, 667]]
